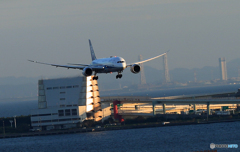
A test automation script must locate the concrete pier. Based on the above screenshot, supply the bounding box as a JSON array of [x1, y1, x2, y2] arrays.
[[163, 104, 166, 114], [152, 101, 156, 116]]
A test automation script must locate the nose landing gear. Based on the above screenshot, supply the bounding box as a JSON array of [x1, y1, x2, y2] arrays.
[[93, 76, 98, 80]]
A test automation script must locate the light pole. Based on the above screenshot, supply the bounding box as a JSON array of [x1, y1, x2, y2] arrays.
[[102, 108, 104, 120], [40, 118, 42, 130], [14, 116, 17, 128], [3, 121, 5, 135]]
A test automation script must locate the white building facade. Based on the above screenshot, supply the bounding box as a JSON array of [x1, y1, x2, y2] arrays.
[[31, 76, 102, 130]]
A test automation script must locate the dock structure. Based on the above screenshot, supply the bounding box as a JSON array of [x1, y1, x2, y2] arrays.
[[101, 95, 240, 121], [152, 99, 240, 121]]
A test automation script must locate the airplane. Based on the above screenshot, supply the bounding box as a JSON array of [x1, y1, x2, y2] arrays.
[[28, 39, 167, 80]]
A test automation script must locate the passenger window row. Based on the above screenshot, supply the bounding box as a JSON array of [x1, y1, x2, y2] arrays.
[[46, 85, 79, 90]]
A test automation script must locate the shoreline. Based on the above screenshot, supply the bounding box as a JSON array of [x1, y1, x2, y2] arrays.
[[1, 119, 239, 139], [100, 83, 240, 97]]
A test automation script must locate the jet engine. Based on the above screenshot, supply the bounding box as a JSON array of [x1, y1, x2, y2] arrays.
[[130, 64, 141, 74], [82, 67, 93, 76]]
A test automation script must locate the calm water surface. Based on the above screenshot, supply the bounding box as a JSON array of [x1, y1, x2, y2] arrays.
[[1, 121, 239, 152]]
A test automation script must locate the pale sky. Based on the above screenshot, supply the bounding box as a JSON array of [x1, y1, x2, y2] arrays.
[[0, 0, 240, 78]]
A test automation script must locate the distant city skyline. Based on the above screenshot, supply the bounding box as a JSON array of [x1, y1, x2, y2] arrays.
[[0, 0, 239, 78]]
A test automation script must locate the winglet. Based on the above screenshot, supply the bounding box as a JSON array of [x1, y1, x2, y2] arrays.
[[89, 39, 97, 61]]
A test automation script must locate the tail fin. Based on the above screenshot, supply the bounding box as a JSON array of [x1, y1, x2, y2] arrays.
[[89, 39, 97, 61]]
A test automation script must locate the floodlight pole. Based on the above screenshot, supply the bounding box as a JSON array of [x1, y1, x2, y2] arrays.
[[14, 116, 17, 128], [3, 121, 5, 135]]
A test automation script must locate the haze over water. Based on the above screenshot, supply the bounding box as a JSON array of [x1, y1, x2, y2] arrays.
[[1, 84, 240, 117]]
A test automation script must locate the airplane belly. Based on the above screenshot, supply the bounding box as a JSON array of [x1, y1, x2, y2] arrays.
[[97, 67, 123, 73]]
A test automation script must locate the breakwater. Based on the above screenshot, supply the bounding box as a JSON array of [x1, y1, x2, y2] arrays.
[[1, 119, 239, 139]]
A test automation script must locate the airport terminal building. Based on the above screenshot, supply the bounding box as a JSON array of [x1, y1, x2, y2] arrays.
[[31, 76, 103, 130]]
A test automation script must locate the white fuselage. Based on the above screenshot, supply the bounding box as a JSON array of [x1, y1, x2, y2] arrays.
[[90, 56, 126, 73]]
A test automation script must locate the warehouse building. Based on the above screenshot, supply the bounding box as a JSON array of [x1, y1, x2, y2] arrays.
[[31, 76, 102, 130]]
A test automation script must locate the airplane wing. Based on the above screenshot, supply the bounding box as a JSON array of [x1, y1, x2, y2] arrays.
[[126, 52, 168, 67], [28, 60, 87, 70], [67, 63, 90, 66]]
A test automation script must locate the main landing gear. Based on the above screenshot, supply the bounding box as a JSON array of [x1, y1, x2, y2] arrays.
[[93, 72, 98, 80], [116, 74, 122, 79], [93, 76, 98, 80]]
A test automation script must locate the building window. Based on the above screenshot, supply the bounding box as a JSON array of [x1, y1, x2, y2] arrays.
[[39, 114, 51, 116], [72, 109, 77, 115], [73, 85, 79, 88], [42, 120, 51, 123], [31, 121, 39, 124], [60, 98, 65, 100], [58, 110, 64, 116], [60, 92, 65, 94], [31, 114, 38, 117], [72, 118, 81, 120], [65, 109, 71, 116], [66, 86, 72, 88], [52, 119, 59, 122], [31, 114, 52, 117], [53, 87, 59, 89], [47, 87, 52, 90], [59, 118, 72, 122]]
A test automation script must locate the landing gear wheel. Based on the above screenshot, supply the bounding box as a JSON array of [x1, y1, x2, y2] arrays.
[[116, 74, 122, 79], [93, 76, 98, 80]]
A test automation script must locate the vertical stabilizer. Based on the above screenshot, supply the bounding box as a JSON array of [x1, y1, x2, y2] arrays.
[[89, 39, 97, 61]]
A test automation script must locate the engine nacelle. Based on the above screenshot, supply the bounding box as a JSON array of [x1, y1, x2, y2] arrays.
[[82, 67, 93, 76], [130, 64, 141, 74]]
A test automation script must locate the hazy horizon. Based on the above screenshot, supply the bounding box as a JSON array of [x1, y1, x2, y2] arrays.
[[1, 0, 240, 78]]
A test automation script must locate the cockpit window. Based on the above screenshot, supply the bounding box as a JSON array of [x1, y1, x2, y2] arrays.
[[117, 61, 125, 63]]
